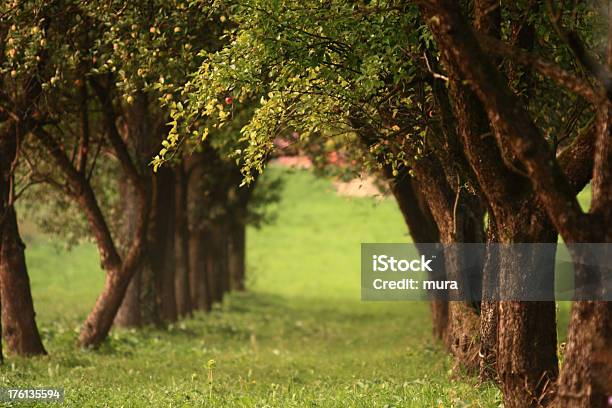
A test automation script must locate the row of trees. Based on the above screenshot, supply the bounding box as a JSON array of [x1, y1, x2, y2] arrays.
[[153, 1, 610, 407], [0, 1, 610, 407], [0, 0, 280, 357]]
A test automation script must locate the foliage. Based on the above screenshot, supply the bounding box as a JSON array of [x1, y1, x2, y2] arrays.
[[155, 0, 431, 182], [151, 0, 607, 190], [1, 0, 248, 245]]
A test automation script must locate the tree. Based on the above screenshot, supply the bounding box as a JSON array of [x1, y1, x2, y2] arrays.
[[0, 0, 63, 357], [421, 0, 610, 406], [0, 125, 46, 357], [4, 0, 271, 347]]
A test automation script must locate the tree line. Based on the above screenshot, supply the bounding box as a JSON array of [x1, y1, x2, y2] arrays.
[[0, 0, 280, 357], [1, 1, 611, 408]]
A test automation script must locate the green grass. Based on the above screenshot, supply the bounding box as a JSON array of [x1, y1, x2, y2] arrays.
[[2, 166, 507, 407]]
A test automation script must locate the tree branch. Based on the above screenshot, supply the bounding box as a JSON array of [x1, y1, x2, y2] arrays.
[[477, 34, 600, 104], [423, 0, 590, 243], [557, 121, 596, 195], [31, 126, 122, 271], [545, 0, 612, 99], [89, 77, 144, 192]]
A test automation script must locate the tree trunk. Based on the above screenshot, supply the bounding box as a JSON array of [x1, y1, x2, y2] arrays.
[[113, 254, 162, 328], [151, 167, 177, 323], [421, 2, 610, 406], [207, 221, 227, 304], [174, 163, 192, 316], [422, 4, 561, 402], [115, 179, 142, 327], [186, 153, 212, 311], [79, 265, 139, 346], [557, 242, 612, 407], [76, 150, 149, 347], [556, 17, 612, 406], [138, 256, 162, 327], [493, 212, 558, 408], [0, 127, 45, 357], [557, 301, 612, 408], [496, 302, 558, 407], [226, 168, 256, 293], [219, 220, 231, 297], [478, 300, 498, 382], [188, 228, 211, 311], [114, 92, 168, 328], [429, 300, 449, 343], [0, 207, 46, 356], [114, 269, 141, 327], [114, 180, 161, 328], [442, 236, 483, 374], [479, 215, 499, 382]]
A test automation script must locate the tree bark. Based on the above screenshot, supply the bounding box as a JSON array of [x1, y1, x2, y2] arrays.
[[479, 215, 499, 382], [478, 300, 498, 382], [496, 301, 558, 406], [557, 301, 612, 408], [494, 228, 559, 407], [0, 207, 46, 356]]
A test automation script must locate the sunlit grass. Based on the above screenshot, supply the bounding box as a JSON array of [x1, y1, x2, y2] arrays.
[[1, 166, 502, 407]]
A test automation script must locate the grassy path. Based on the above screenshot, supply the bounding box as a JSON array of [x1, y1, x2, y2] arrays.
[[2, 167, 500, 407]]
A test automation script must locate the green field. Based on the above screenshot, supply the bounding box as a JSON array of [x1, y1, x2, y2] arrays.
[[5, 166, 575, 407]]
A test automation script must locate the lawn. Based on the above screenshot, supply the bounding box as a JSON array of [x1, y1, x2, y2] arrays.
[[2, 166, 512, 407]]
